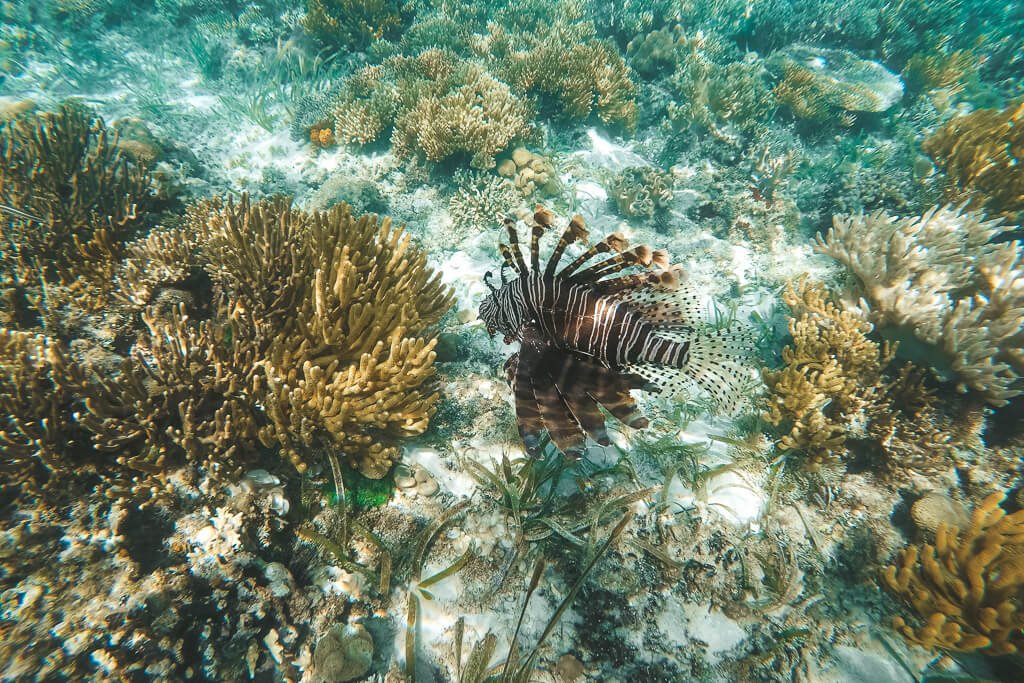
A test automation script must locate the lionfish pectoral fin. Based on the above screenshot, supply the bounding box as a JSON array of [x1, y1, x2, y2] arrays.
[[540, 351, 613, 447], [627, 328, 757, 413], [511, 341, 545, 456]]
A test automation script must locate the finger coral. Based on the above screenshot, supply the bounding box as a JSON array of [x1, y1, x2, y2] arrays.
[[200, 195, 454, 478], [882, 492, 1024, 654], [302, 0, 408, 51], [815, 204, 1024, 406], [923, 101, 1024, 225], [327, 50, 534, 170], [0, 103, 153, 300]]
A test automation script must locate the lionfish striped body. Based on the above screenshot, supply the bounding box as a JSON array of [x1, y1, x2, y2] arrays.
[[479, 207, 750, 457]]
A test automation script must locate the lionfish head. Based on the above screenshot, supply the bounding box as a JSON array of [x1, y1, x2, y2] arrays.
[[478, 271, 501, 337]]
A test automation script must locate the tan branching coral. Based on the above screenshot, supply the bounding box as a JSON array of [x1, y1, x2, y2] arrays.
[[763, 279, 892, 468], [202, 195, 454, 478], [763, 279, 951, 473], [815, 205, 1024, 406], [0, 328, 82, 489], [0, 103, 153, 298], [923, 101, 1024, 224], [883, 492, 1024, 654], [391, 63, 533, 170], [493, 25, 638, 130], [327, 51, 533, 170], [302, 0, 407, 51]]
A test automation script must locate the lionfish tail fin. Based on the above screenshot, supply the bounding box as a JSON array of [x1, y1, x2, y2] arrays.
[[627, 327, 757, 413]]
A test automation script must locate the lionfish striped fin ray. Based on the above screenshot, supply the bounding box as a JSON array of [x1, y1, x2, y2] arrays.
[[540, 352, 613, 447], [503, 215, 528, 274], [498, 243, 521, 275], [558, 232, 628, 278], [571, 246, 670, 284], [544, 214, 589, 279]]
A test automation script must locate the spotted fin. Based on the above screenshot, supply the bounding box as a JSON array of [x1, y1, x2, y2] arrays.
[[627, 328, 757, 412]]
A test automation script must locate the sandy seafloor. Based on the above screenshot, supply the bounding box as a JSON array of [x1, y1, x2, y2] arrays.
[[2, 1, 1024, 682]]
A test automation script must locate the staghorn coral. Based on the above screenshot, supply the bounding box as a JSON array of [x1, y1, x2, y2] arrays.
[[0, 103, 153, 299], [666, 32, 776, 142], [302, 0, 408, 51], [815, 204, 1024, 406], [447, 170, 519, 238], [883, 492, 1024, 654], [481, 19, 638, 130], [391, 62, 533, 170], [0, 329, 85, 491], [923, 101, 1024, 225], [762, 279, 951, 473], [4, 195, 453, 499]]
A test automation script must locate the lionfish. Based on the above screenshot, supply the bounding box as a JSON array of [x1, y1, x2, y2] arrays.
[[478, 206, 751, 458]]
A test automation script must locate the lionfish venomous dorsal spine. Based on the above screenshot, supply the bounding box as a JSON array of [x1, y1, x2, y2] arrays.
[[478, 206, 752, 458]]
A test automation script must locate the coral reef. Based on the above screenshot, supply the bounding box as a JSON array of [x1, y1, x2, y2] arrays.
[[667, 32, 775, 142], [923, 101, 1024, 225], [771, 45, 904, 125], [762, 279, 951, 473], [447, 170, 519, 237], [815, 205, 1024, 406], [610, 166, 674, 218], [883, 492, 1024, 654]]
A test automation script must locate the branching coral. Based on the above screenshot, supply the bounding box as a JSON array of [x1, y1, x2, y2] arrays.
[[883, 492, 1024, 654], [489, 21, 638, 130], [815, 205, 1024, 406], [762, 279, 951, 473], [667, 33, 775, 142], [0, 103, 153, 295], [201, 195, 454, 478], [448, 170, 518, 237], [302, 0, 408, 51], [4, 195, 454, 499], [325, 50, 534, 170], [0, 328, 84, 490], [923, 101, 1024, 225]]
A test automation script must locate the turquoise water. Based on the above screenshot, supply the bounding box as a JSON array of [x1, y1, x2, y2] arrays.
[[2, 1, 1024, 681]]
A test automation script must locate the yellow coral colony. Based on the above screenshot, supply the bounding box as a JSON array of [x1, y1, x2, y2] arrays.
[[762, 279, 893, 468], [883, 492, 1024, 654], [924, 101, 1024, 225], [202, 196, 455, 479]]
